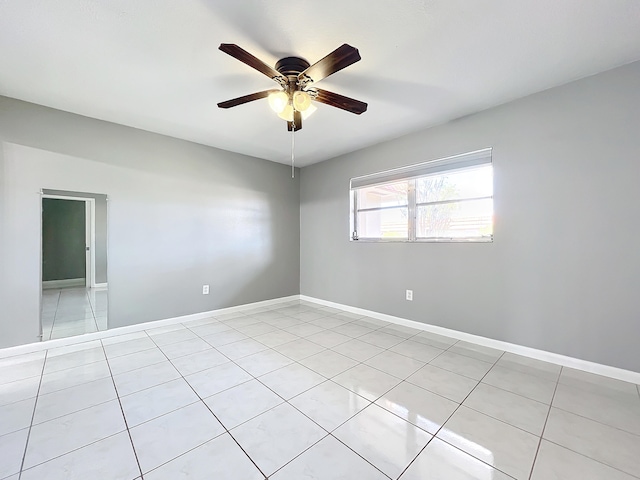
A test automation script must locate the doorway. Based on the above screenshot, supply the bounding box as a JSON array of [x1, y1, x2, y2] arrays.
[[41, 190, 109, 341], [42, 196, 93, 288]]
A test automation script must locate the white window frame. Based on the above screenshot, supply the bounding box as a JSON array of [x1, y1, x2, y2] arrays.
[[350, 148, 493, 243]]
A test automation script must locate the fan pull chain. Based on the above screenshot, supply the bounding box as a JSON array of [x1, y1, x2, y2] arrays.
[[291, 118, 295, 178]]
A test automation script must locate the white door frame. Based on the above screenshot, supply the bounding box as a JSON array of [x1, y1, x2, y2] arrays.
[[42, 194, 97, 288]]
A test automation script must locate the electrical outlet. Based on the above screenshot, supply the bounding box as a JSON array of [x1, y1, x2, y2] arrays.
[[202, 285, 209, 295], [406, 289, 413, 301]]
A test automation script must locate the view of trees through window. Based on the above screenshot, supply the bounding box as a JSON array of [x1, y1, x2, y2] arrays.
[[353, 165, 493, 241]]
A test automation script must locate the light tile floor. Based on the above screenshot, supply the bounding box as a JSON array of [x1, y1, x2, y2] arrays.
[[41, 288, 108, 341], [2, 300, 640, 479]]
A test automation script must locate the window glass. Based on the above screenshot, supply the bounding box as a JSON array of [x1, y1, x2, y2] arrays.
[[416, 198, 493, 239], [416, 166, 492, 204], [356, 181, 408, 210], [357, 208, 408, 239]]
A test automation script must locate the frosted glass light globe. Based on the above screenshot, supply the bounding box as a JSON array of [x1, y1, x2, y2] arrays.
[[293, 91, 311, 112], [268, 91, 289, 113]]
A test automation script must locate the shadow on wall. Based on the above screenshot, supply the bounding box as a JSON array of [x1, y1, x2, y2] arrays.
[[0, 136, 299, 347], [96, 168, 299, 329], [0, 95, 295, 197]]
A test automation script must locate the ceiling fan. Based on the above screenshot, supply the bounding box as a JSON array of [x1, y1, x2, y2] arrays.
[[217, 43, 367, 131]]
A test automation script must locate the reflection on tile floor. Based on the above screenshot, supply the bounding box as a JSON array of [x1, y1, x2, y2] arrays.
[[41, 288, 108, 341], [2, 299, 640, 479]]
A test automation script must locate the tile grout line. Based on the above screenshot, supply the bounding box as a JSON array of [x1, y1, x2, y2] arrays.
[[22, 383, 115, 428], [106, 321, 287, 405], [237, 309, 472, 479], [12, 303, 613, 477], [17, 301, 632, 479], [271, 430, 392, 479], [24, 367, 112, 399], [427, 349, 560, 439], [156, 307, 393, 478], [527, 365, 562, 480], [292, 349, 461, 479], [46, 287, 104, 340], [50, 288, 69, 340], [182, 323, 351, 478], [16, 430, 135, 476], [233, 369, 392, 477], [405, 346, 563, 439], [27, 305, 640, 479], [32, 314, 497, 422], [253, 375, 389, 477], [45, 290, 62, 342], [99, 338, 145, 480], [531, 376, 640, 478], [535, 372, 640, 479], [0, 306, 429, 473], [543, 404, 640, 439], [16, 350, 48, 480], [11, 325, 242, 477], [258, 379, 394, 480], [182, 303, 502, 478], [25, 306, 640, 448], [142, 330, 269, 480], [394, 350, 514, 480], [541, 437, 640, 480], [86, 288, 100, 334], [477, 363, 558, 393]]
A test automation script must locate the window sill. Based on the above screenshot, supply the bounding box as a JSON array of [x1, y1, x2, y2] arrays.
[[350, 237, 493, 243]]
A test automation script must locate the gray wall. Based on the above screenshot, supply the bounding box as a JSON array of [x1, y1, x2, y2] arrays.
[[0, 96, 300, 348], [300, 61, 640, 372], [42, 198, 86, 281], [43, 189, 109, 284]]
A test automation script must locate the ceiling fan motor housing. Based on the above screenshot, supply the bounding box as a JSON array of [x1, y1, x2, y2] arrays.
[[275, 57, 311, 77]]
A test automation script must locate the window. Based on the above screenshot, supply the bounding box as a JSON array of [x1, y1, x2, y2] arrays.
[[350, 149, 493, 242]]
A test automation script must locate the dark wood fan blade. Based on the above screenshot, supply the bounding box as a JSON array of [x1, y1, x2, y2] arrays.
[[298, 44, 361, 85], [287, 110, 302, 132], [219, 44, 285, 83], [314, 89, 367, 114], [217, 89, 279, 109]]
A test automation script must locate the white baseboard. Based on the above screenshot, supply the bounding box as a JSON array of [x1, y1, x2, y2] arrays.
[[0, 295, 300, 359], [4, 292, 638, 385], [42, 278, 85, 289], [301, 295, 640, 385]]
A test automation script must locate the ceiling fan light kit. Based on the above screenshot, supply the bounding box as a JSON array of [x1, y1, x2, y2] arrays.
[[217, 43, 368, 176], [277, 103, 294, 122], [217, 43, 368, 130], [272, 90, 314, 122], [292, 90, 312, 112], [267, 91, 289, 114]]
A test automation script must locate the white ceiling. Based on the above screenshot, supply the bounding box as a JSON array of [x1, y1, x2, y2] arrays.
[[1, 1, 639, 167]]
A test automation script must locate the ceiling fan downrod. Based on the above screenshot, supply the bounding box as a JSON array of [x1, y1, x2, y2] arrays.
[[291, 117, 295, 179]]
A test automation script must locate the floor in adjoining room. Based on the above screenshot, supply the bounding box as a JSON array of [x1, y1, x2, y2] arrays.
[[41, 287, 108, 341], [1, 300, 639, 479]]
